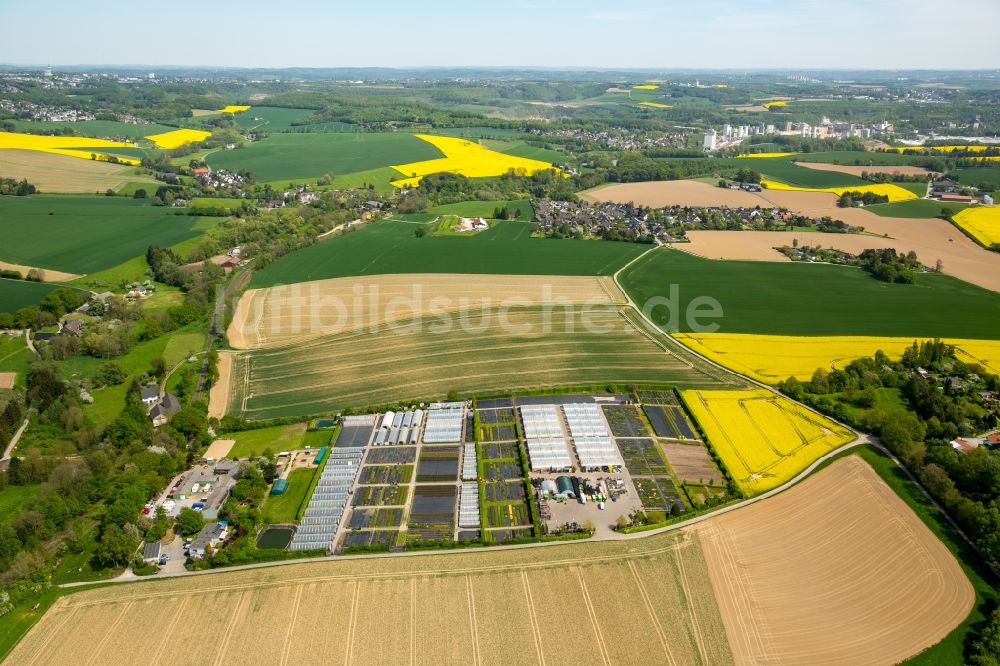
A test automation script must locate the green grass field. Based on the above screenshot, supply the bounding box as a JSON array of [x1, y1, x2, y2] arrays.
[[206, 132, 441, 183], [950, 167, 1000, 189], [620, 249, 1000, 338], [0, 335, 34, 388], [233, 107, 354, 133], [60, 322, 205, 385], [251, 220, 645, 288], [753, 157, 866, 188], [867, 198, 969, 218], [0, 279, 62, 313], [10, 119, 177, 141], [0, 484, 41, 524], [223, 423, 308, 458], [262, 467, 317, 524], [428, 199, 534, 219], [0, 196, 201, 274], [794, 150, 929, 166], [481, 140, 566, 165], [229, 306, 735, 419]]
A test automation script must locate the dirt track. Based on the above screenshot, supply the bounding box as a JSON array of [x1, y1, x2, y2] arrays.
[[228, 274, 626, 349], [698, 455, 973, 666], [207, 351, 232, 419], [794, 161, 935, 177], [584, 180, 1000, 292]]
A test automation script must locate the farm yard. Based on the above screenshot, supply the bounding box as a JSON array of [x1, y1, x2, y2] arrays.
[[681, 389, 855, 495], [226, 306, 735, 419], [0, 196, 201, 274], [228, 274, 625, 349], [673, 332, 1000, 382], [6, 456, 974, 666], [249, 220, 647, 288], [621, 248, 1000, 337]]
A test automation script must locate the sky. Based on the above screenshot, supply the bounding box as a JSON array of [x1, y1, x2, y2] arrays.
[[1, 0, 999, 70]]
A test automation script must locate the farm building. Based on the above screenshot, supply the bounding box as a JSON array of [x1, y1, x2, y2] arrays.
[[520, 405, 564, 439], [563, 403, 609, 438], [462, 442, 477, 481], [290, 447, 365, 552], [140, 386, 160, 406], [574, 436, 622, 470], [556, 475, 576, 498], [459, 482, 480, 528], [380, 411, 395, 429], [525, 438, 573, 471], [270, 478, 289, 495], [423, 404, 464, 443], [190, 521, 229, 560], [141, 541, 161, 563]]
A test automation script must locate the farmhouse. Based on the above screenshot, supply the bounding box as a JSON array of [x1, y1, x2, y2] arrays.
[[140, 386, 160, 406], [189, 521, 229, 559], [150, 393, 181, 427], [61, 319, 83, 336], [451, 217, 489, 232]]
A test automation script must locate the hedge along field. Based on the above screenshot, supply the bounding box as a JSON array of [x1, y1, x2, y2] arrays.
[[866, 198, 969, 219], [206, 132, 442, 183], [233, 106, 355, 133], [250, 220, 646, 288], [10, 119, 177, 141], [0, 278, 63, 312], [620, 249, 1000, 339], [0, 196, 201, 274], [794, 150, 932, 166]]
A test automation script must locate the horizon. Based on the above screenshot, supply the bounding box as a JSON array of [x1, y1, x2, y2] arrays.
[[4, 0, 1000, 70]]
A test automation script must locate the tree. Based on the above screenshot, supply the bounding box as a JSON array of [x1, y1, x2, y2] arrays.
[[150, 357, 167, 380], [95, 524, 136, 568], [176, 508, 205, 537], [414, 226, 427, 238], [133, 189, 147, 199], [95, 362, 128, 387]]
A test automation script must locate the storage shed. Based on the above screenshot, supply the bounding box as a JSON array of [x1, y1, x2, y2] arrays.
[[556, 475, 576, 498], [270, 478, 289, 496]]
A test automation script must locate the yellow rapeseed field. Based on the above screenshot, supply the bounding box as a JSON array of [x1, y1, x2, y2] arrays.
[[885, 144, 992, 153], [760, 177, 917, 202], [952, 206, 1000, 247], [674, 332, 1000, 382], [218, 105, 250, 113], [145, 128, 212, 149], [390, 134, 558, 187], [638, 101, 672, 109], [735, 152, 798, 159], [763, 100, 788, 109], [0, 130, 138, 164], [633, 84, 659, 90], [682, 388, 854, 495]]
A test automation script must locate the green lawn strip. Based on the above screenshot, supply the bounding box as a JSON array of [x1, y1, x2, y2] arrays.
[[251, 219, 646, 287], [262, 467, 317, 524], [312, 166, 401, 194], [866, 198, 968, 219], [0, 196, 201, 274], [69, 255, 153, 289], [223, 423, 308, 458], [0, 279, 63, 313], [620, 248, 1000, 339], [207, 132, 441, 183], [428, 199, 534, 219]]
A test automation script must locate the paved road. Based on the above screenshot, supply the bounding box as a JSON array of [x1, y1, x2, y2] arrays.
[[1, 418, 29, 464]]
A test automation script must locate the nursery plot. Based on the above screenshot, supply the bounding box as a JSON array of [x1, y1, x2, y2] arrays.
[[351, 485, 408, 507], [661, 443, 724, 485], [347, 508, 404, 529], [358, 465, 413, 485], [602, 404, 649, 437], [484, 481, 527, 502], [365, 447, 417, 464], [416, 446, 460, 482]]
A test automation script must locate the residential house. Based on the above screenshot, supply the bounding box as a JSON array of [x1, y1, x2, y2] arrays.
[[140, 386, 161, 407], [951, 437, 979, 453], [189, 521, 229, 559], [150, 393, 181, 427], [62, 319, 83, 337]]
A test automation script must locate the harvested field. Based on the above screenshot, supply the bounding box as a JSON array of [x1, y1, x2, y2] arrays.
[[698, 455, 974, 666], [661, 442, 724, 485], [203, 439, 235, 460], [0, 260, 79, 282], [586, 180, 1000, 292], [794, 160, 934, 177], [226, 306, 737, 420], [207, 351, 233, 419], [0, 149, 155, 193], [228, 273, 625, 349], [0, 372, 14, 390], [8, 456, 972, 666]]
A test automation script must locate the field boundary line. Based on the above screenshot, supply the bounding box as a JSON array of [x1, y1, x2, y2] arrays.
[[24, 604, 78, 666], [149, 596, 190, 665], [409, 578, 416, 666], [521, 570, 546, 666], [344, 581, 360, 666], [575, 567, 611, 666], [466, 575, 481, 666], [213, 590, 249, 666], [279, 585, 303, 666], [675, 540, 708, 665], [85, 600, 132, 665], [628, 560, 677, 666]]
